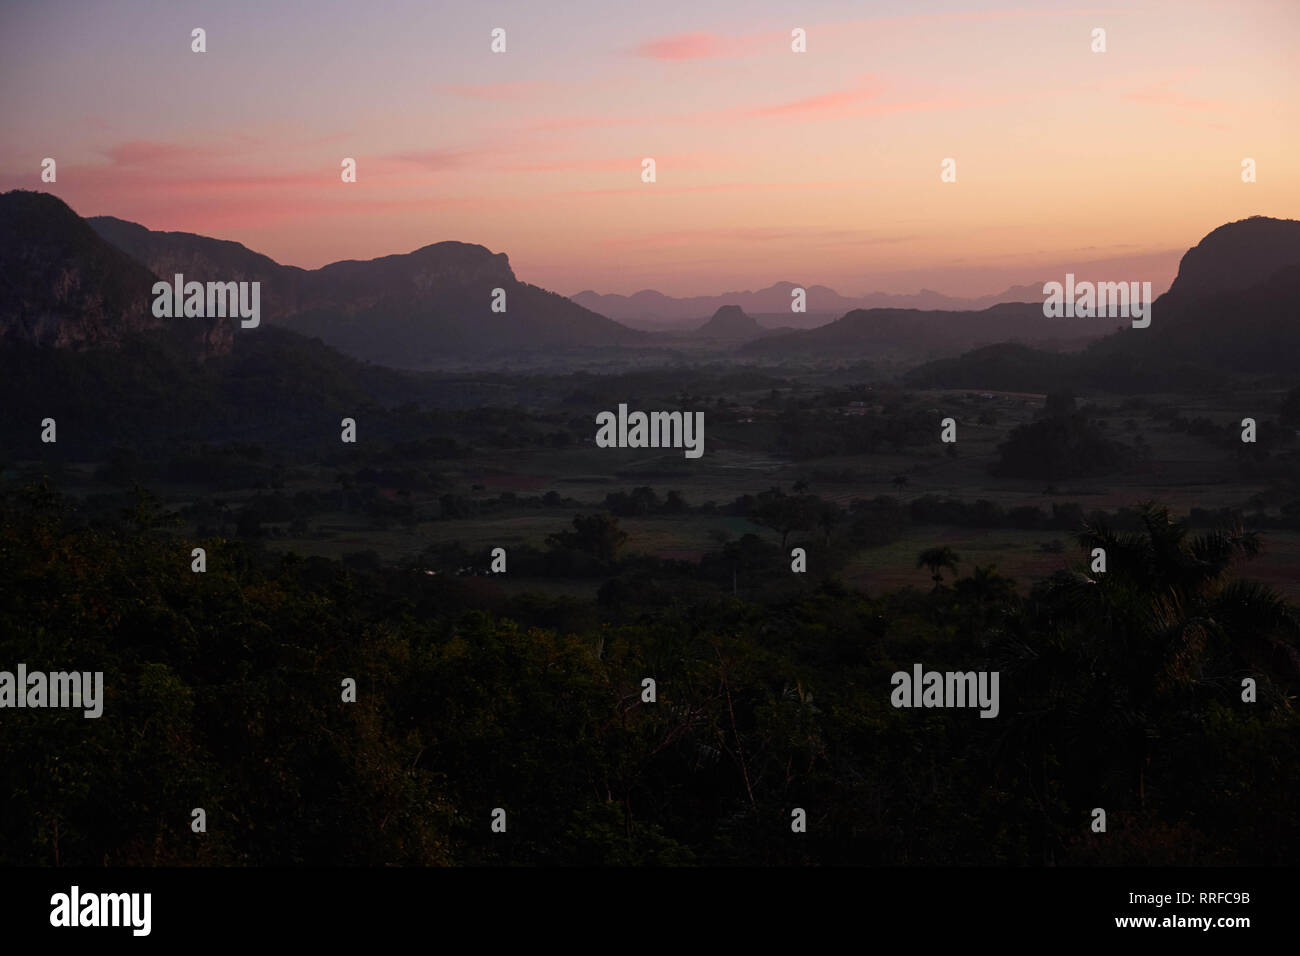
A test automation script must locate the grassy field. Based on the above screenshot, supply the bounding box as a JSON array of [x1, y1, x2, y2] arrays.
[[15, 385, 1295, 602]]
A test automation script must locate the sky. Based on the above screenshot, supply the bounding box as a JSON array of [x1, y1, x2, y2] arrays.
[[2, 0, 1297, 298]]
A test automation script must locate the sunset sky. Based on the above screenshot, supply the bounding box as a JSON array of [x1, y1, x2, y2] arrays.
[[2, 0, 1297, 297]]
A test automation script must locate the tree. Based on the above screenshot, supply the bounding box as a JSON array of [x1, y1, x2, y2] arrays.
[[751, 490, 820, 551], [992, 407, 1132, 480], [916, 545, 960, 589], [990, 501, 1295, 861], [957, 564, 1015, 604], [817, 500, 843, 546], [547, 513, 628, 565]]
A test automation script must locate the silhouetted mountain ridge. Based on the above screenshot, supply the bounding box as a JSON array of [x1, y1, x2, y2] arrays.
[[905, 217, 1300, 390], [8, 192, 1298, 385], [1, 191, 231, 357], [1163, 216, 1300, 302], [740, 301, 1087, 359], [693, 304, 774, 342], [0, 191, 516, 456], [86, 209, 644, 365], [571, 281, 1048, 325]]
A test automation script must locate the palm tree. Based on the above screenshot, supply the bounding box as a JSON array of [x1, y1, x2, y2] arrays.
[[916, 545, 959, 590], [956, 564, 1016, 608], [990, 501, 1295, 861]]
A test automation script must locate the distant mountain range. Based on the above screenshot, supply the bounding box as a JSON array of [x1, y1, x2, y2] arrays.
[[571, 281, 1050, 326], [3, 192, 1297, 400]]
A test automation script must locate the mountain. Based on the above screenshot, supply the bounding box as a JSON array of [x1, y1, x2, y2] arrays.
[[282, 244, 643, 365], [739, 301, 1095, 361], [0, 191, 512, 457], [905, 217, 1300, 390], [1, 191, 230, 357], [570, 281, 1048, 327], [87, 213, 645, 366], [1162, 216, 1300, 302], [88, 215, 304, 312], [1047, 215, 1300, 381], [693, 305, 770, 342], [571, 283, 847, 326], [13, 192, 1297, 390]]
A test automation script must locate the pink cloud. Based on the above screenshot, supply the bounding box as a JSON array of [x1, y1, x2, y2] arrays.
[[102, 140, 212, 166], [437, 80, 549, 100], [43, 159, 342, 196], [634, 32, 729, 60], [558, 178, 882, 199], [524, 113, 644, 133], [741, 77, 999, 123], [750, 76, 889, 117], [522, 75, 976, 132], [498, 152, 726, 174], [386, 149, 479, 171], [1125, 81, 1226, 112], [632, 29, 783, 60], [26, 189, 532, 244], [500, 156, 651, 174]]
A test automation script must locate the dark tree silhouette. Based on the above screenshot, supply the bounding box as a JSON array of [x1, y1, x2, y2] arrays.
[[917, 545, 960, 589]]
